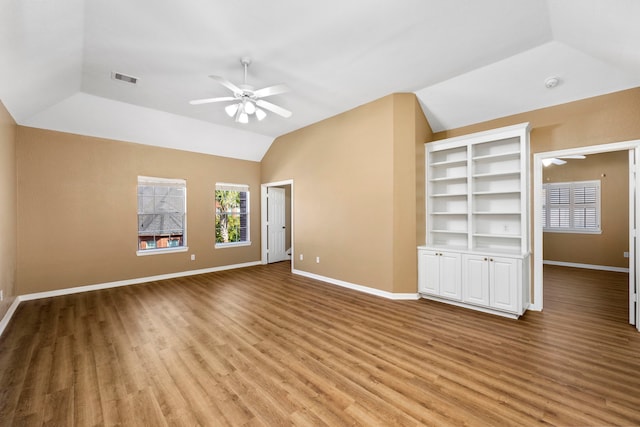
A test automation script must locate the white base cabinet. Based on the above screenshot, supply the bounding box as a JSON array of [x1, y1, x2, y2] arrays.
[[418, 249, 461, 300], [418, 247, 528, 318]]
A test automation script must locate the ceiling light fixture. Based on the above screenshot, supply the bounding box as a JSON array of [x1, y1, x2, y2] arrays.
[[225, 103, 239, 117], [244, 99, 256, 115]]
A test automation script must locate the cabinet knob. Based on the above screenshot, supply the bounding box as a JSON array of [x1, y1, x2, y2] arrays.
[[483, 257, 488, 261], [490, 258, 494, 262]]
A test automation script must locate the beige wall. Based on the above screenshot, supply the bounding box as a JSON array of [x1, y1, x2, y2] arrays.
[[0, 101, 17, 319], [543, 151, 629, 268], [16, 127, 261, 295], [261, 93, 430, 293]]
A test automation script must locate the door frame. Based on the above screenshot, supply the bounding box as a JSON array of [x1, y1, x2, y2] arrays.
[[533, 140, 640, 325], [261, 179, 294, 269]]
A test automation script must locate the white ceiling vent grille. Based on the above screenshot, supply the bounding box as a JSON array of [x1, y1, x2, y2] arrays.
[[111, 71, 138, 85]]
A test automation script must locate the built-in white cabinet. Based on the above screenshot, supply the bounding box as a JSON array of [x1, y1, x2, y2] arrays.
[[418, 249, 461, 300], [462, 253, 522, 314], [419, 123, 531, 318]]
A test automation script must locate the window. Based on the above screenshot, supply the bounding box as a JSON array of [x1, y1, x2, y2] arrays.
[[137, 176, 187, 254], [542, 180, 601, 233], [215, 183, 250, 247]]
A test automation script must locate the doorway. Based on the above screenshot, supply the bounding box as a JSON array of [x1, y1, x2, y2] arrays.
[[533, 141, 640, 331], [261, 180, 293, 266]]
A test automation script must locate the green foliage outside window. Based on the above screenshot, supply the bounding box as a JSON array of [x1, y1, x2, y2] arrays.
[[215, 190, 248, 244]]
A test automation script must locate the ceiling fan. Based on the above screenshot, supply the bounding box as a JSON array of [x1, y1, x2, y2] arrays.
[[542, 155, 586, 166], [189, 57, 292, 124]]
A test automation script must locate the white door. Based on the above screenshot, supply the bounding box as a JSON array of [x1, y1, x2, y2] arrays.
[[630, 149, 640, 328], [462, 254, 490, 306], [267, 187, 288, 263], [418, 250, 440, 295], [489, 256, 519, 312], [439, 252, 462, 301]]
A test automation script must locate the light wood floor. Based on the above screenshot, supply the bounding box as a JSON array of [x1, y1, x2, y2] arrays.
[[1, 263, 640, 426]]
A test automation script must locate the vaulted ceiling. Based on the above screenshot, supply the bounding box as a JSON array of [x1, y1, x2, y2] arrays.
[[1, 1, 639, 161]]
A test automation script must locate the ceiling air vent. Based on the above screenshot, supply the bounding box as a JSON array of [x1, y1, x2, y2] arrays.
[[111, 71, 138, 85]]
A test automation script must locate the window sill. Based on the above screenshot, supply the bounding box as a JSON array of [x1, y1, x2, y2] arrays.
[[215, 241, 251, 249], [137, 247, 189, 256], [543, 229, 602, 235]]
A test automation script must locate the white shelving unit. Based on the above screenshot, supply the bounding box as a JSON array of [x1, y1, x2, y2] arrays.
[[419, 123, 531, 318]]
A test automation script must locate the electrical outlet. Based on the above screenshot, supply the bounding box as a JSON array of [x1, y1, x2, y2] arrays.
[[624, 252, 630, 258], [316, 256, 320, 263], [191, 254, 196, 261], [0, 290, 3, 301], [299, 254, 303, 261]]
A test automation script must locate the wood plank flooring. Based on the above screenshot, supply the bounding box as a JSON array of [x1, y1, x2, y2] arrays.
[[1, 262, 640, 426]]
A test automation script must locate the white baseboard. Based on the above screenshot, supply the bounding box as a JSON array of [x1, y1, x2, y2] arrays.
[[19, 261, 262, 302], [543, 260, 629, 273], [0, 261, 262, 338], [292, 269, 420, 300], [0, 297, 21, 338]]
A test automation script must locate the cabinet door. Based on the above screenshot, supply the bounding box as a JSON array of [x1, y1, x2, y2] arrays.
[[490, 256, 520, 312], [418, 250, 440, 295], [462, 254, 490, 306], [439, 252, 461, 300]]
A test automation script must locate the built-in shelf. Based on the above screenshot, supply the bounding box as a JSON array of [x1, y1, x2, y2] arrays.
[[433, 212, 468, 215], [429, 176, 468, 182], [473, 233, 521, 239], [431, 159, 468, 167], [473, 211, 520, 215], [472, 171, 520, 179], [421, 123, 531, 318], [430, 193, 468, 198], [472, 190, 520, 195], [472, 151, 520, 161]]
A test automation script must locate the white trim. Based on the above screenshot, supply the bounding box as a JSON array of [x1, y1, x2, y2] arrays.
[[292, 269, 420, 300], [137, 246, 189, 256], [215, 241, 252, 249], [138, 176, 186, 185], [19, 261, 262, 301], [420, 294, 522, 319], [543, 260, 629, 273], [534, 139, 640, 312], [0, 297, 21, 338]]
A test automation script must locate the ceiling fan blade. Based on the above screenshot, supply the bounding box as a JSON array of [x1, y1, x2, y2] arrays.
[[189, 96, 236, 105], [253, 84, 290, 99], [209, 75, 243, 95], [256, 99, 292, 118]]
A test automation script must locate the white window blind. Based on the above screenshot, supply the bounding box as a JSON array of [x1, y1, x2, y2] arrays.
[[137, 176, 187, 251], [543, 180, 600, 233]]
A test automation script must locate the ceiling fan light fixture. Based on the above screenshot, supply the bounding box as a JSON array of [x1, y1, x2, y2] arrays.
[[225, 103, 239, 117], [255, 108, 266, 121], [244, 100, 256, 115], [542, 158, 554, 167], [238, 112, 249, 124]]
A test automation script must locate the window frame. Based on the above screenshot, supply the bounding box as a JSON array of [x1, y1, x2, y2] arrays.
[[137, 176, 188, 256], [215, 183, 251, 248], [542, 179, 601, 234]]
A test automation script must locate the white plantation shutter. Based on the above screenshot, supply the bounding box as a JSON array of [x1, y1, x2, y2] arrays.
[[543, 180, 600, 233]]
